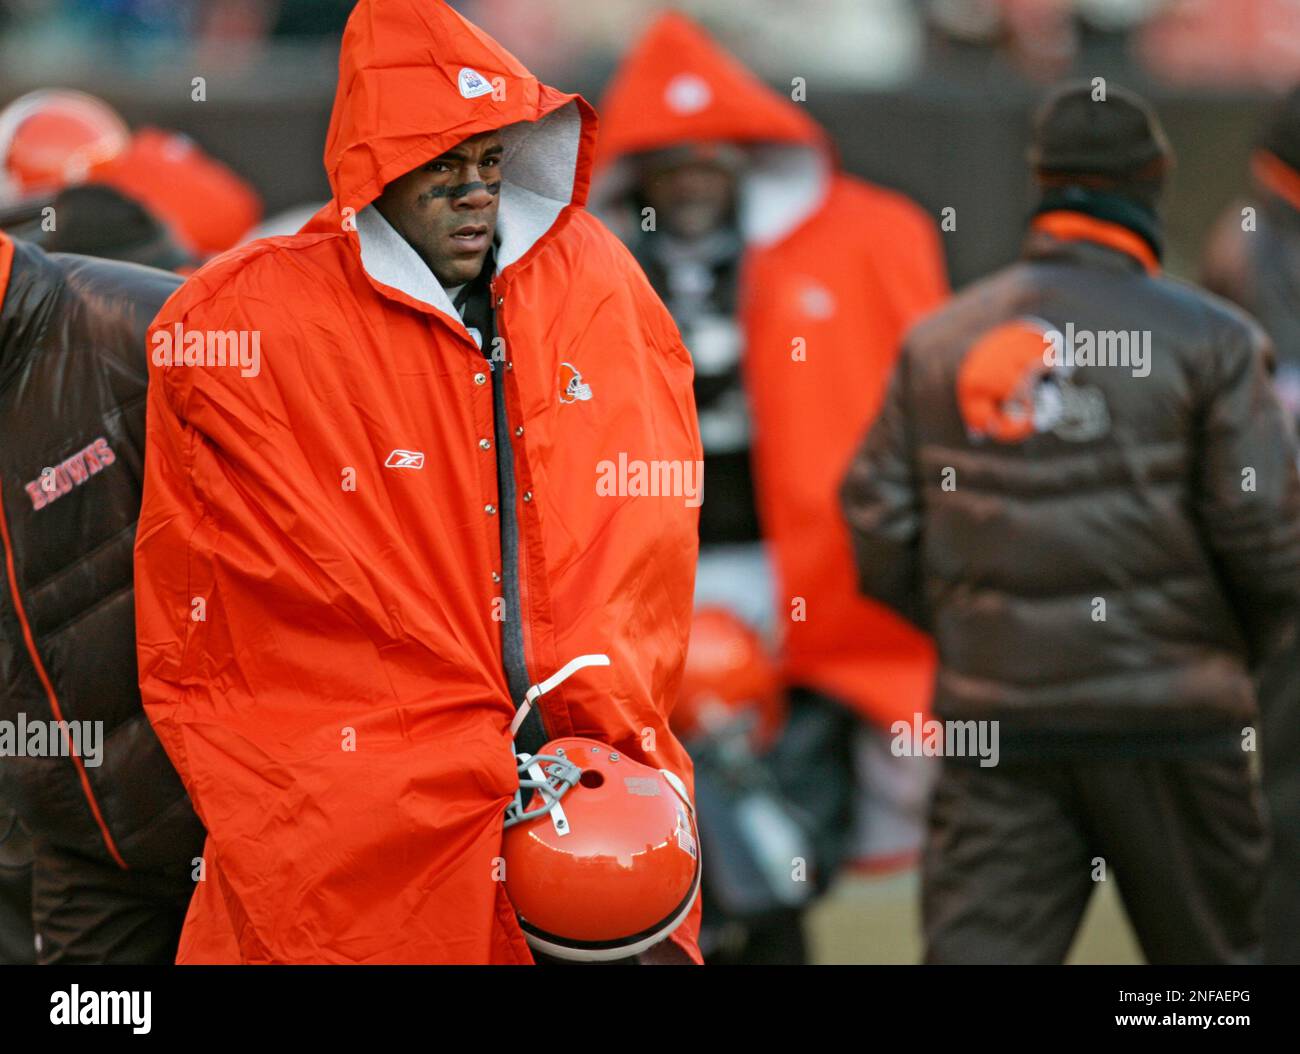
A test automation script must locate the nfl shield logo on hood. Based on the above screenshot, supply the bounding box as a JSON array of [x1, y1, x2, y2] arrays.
[[458, 67, 495, 99], [664, 73, 712, 115]]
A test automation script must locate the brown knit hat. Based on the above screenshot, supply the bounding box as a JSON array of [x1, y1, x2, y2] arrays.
[[1029, 80, 1173, 191]]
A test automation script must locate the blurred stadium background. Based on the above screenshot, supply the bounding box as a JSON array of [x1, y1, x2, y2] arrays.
[[3, 0, 1293, 963], [2, 0, 1294, 286]]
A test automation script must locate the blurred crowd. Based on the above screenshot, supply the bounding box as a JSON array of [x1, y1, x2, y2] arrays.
[[0, 1, 1298, 89]]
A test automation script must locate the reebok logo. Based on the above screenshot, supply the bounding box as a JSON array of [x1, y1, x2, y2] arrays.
[[385, 449, 425, 470]]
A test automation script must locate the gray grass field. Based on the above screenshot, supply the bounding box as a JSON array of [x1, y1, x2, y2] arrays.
[[808, 869, 1144, 964]]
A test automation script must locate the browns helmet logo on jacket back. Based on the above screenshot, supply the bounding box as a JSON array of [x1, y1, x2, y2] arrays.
[[957, 317, 1109, 444]]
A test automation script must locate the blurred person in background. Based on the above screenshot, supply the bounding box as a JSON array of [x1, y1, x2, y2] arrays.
[[842, 81, 1300, 964], [1202, 87, 1300, 422], [0, 95, 185, 961], [0, 88, 261, 268], [0, 98, 256, 966], [674, 606, 814, 964], [1202, 84, 1300, 965], [591, 11, 948, 963], [0, 229, 205, 963]]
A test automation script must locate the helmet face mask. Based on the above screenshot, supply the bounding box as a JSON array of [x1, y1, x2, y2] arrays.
[[503, 749, 582, 834]]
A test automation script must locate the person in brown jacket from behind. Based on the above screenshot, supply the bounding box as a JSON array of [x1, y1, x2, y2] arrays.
[[1201, 85, 1300, 964], [841, 81, 1300, 965]]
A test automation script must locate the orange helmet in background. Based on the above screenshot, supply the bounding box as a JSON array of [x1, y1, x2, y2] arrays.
[[502, 737, 701, 962], [0, 89, 261, 257], [675, 606, 785, 750], [0, 89, 129, 203]]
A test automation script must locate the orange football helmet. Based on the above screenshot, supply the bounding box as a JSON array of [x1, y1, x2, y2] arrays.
[[502, 737, 701, 962], [0, 90, 129, 204], [675, 606, 785, 750]]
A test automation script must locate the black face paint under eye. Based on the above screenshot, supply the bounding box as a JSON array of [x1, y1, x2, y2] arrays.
[[420, 179, 502, 201]]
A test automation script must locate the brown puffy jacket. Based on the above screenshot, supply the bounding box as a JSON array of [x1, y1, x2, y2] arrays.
[[0, 233, 203, 868], [841, 213, 1300, 738]]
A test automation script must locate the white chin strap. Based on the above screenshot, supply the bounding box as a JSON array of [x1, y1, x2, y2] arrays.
[[509, 653, 611, 838], [659, 768, 694, 814], [509, 653, 610, 737]]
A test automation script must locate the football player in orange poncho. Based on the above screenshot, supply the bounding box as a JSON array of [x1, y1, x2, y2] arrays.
[[134, 0, 703, 964]]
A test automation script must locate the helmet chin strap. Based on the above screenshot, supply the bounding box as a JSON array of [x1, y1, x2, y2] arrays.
[[504, 654, 612, 835], [659, 768, 693, 814], [509, 653, 611, 737]]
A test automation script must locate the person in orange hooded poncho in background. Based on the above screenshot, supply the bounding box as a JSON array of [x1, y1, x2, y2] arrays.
[[134, 0, 703, 964], [590, 13, 949, 962]]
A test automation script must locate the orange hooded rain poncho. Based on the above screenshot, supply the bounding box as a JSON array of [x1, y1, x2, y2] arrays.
[[134, 0, 702, 964], [593, 13, 948, 728]]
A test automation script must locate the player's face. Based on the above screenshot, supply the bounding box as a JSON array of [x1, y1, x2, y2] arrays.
[[642, 160, 736, 240], [374, 130, 503, 286]]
